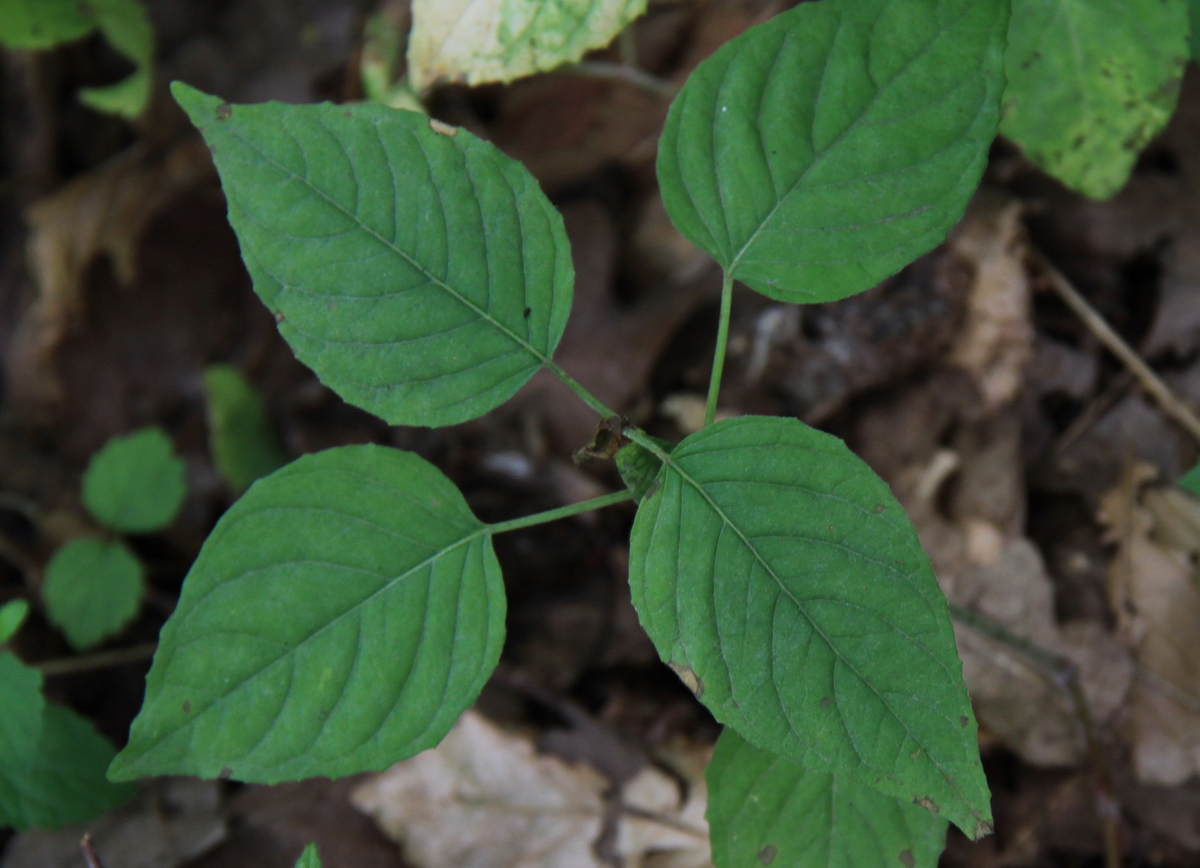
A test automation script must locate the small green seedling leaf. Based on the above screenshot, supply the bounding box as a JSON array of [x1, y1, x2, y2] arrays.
[[0, 652, 135, 829], [0, 0, 154, 118], [1178, 462, 1200, 497], [109, 444, 505, 783], [83, 427, 187, 534], [42, 538, 144, 651], [408, 0, 647, 89], [1191, 0, 1200, 63], [294, 843, 322, 868], [0, 0, 93, 47], [708, 727, 948, 868], [77, 0, 154, 118], [657, 0, 1007, 304], [615, 436, 672, 502], [0, 599, 30, 643], [628, 416, 990, 837], [172, 82, 574, 429], [1002, 0, 1188, 199], [204, 364, 287, 492]]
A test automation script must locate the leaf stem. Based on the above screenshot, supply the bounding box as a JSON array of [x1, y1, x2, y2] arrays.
[[488, 490, 633, 534], [544, 360, 621, 420], [35, 642, 157, 677], [704, 272, 735, 427]]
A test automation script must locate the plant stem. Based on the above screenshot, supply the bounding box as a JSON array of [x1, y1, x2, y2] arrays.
[[35, 642, 157, 677], [568, 61, 677, 100], [488, 490, 633, 534], [704, 272, 735, 427], [544, 360, 621, 420]]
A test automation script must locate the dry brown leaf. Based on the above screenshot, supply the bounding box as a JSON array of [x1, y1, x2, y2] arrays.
[[889, 416, 1132, 767], [945, 193, 1033, 411], [351, 711, 711, 868], [1102, 463, 1200, 786], [6, 140, 214, 415]]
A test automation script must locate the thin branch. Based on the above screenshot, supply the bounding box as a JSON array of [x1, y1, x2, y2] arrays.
[[1032, 249, 1200, 446], [35, 642, 157, 677], [81, 833, 106, 868], [567, 61, 678, 100]]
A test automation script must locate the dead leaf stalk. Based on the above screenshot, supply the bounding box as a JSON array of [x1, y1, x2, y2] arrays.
[[80, 833, 106, 868], [1032, 250, 1200, 446], [35, 642, 157, 678]]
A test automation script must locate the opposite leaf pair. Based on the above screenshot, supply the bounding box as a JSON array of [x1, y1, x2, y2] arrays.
[[111, 0, 1007, 860]]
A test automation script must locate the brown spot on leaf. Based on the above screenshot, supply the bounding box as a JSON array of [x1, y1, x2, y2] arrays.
[[429, 118, 458, 137], [758, 845, 777, 865], [219, 766, 234, 779], [182, 700, 191, 714], [960, 715, 969, 728], [215, 103, 232, 121], [820, 695, 833, 707], [874, 503, 884, 513], [913, 796, 939, 813], [899, 849, 915, 868], [274, 311, 286, 324]]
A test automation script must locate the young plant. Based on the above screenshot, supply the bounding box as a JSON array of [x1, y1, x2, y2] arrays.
[[108, 0, 1021, 860], [203, 364, 287, 493], [42, 426, 187, 651], [0, 599, 135, 829], [0, 0, 155, 119]]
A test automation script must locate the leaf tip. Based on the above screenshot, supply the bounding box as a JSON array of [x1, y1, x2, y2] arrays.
[[170, 81, 221, 124]]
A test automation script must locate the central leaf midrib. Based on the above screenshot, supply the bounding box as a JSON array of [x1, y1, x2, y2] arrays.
[[141, 527, 489, 765], [230, 121, 553, 370], [727, 2, 982, 275], [662, 454, 968, 807]]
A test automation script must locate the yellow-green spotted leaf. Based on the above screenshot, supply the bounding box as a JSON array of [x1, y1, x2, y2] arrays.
[[1001, 0, 1188, 199], [172, 83, 574, 428], [708, 728, 948, 868], [408, 0, 647, 89], [628, 417, 990, 838], [108, 444, 505, 783], [42, 538, 144, 651], [657, 0, 1007, 304]]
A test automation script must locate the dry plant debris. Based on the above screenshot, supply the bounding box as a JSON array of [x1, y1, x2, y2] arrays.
[[351, 710, 711, 868]]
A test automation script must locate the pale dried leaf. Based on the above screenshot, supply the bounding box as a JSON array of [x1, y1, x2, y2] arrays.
[[351, 711, 713, 868], [6, 141, 213, 413], [1102, 464, 1200, 786], [946, 194, 1033, 410], [408, 0, 647, 89]]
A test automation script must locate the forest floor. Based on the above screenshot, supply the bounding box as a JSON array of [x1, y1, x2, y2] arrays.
[[2, 1, 1200, 866]]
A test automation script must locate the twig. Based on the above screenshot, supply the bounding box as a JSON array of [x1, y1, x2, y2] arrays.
[[949, 603, 1123, 868], [567, 61, 678, 100], [1031, 250, 1200, 446], [35, 642, 156, 677], [81, 833, 105, 868]]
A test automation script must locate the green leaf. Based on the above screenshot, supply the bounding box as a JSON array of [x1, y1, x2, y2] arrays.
[[0, 0, 94, 49], [294, 844, 322, 868], [172, 82, 574, 429], [0, 652, 135, 829], [109, 444, 505, 783], [1191, 0, 1200, 63], [708, 727, 948, 868], [0, 599, 30, 643], [42, 538, 144, 651], [78, 0, 154, 118], [627, 417, 990, 838], [615, 436, 672, 502], [657, 0, 1007, 304], [204, 364, 288, 492], [408, 0, 647, 89], [83, 427, 187, 533], [1001, 0, 1188, 199], [1179, 462, 1200, 497]]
